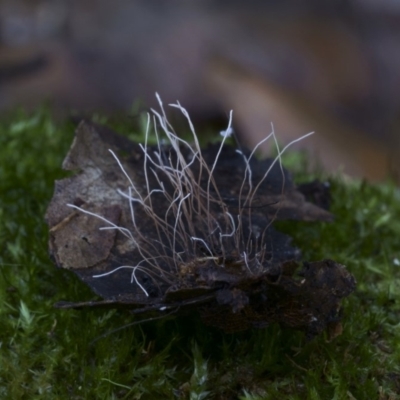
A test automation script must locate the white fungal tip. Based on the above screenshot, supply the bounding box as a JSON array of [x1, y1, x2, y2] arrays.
[[220, 126, 234, 138]]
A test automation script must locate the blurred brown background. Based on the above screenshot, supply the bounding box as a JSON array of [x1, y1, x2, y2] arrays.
[[1, 0, 400, 181]]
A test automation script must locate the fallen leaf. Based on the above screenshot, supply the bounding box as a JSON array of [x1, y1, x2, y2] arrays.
[[46, 112, 355, 338]]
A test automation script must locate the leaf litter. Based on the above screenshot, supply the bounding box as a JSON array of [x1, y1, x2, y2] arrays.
[[45, 98, 356, 339]]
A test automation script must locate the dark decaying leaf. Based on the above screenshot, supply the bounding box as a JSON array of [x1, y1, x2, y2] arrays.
[[45, 120, 355, 338]]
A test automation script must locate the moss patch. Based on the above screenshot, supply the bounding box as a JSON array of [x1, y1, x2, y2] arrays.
[[0, 109, 399, 399]]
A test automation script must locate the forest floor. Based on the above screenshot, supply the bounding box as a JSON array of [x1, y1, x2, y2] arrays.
[[0, 109, 399, 399]]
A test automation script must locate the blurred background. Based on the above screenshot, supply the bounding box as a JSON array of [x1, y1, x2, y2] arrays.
[[1, 0, 399, 182]]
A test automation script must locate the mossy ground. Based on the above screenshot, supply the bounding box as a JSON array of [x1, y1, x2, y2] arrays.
[[0, 109, 399, 399]]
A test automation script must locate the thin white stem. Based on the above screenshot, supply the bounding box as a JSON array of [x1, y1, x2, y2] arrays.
[[108, 149, 142, 199], [191, 237, 214, 258], [219, 212, 236, 238], [66, 204, 133, 240], [93, 264, 149, 297], [242, 251, 252, 274]]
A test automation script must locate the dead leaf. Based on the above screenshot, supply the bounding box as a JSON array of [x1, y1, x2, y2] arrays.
[[46, 119, 355, 338]]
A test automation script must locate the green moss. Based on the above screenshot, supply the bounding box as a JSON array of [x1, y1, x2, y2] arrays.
[[1, 109, 399, 399]]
